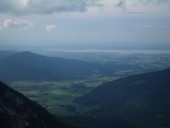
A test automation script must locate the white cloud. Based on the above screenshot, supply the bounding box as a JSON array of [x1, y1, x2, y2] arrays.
[[46, 24, 57, 31], [0, 0, 169, 15], [0, 19, 34, 29]]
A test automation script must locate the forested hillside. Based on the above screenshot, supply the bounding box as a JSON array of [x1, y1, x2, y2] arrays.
[[75, 68, 170, 128]]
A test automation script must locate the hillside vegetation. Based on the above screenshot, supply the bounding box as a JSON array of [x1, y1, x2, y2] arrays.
[[75, 68, 170, 128]]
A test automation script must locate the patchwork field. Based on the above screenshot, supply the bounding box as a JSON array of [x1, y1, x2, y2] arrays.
[[9, 76, 118, 116]]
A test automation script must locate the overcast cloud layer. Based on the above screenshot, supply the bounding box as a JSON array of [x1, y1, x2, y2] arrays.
[[0, 0, 170, 50], [0, 0, 169, 14], [0, 0, 89, 14]]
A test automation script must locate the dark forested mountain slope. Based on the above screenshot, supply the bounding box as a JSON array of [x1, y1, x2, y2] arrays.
[[75, 68, 170, 128], [0, 81, 77, 128]]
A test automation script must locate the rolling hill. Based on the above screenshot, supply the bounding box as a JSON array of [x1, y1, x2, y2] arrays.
[[0, 51, 141, 82], [0, 50, 17, 59], [0, 81, 77, 128], [75, 68, 170, 128], [0, 51, 107, 81]]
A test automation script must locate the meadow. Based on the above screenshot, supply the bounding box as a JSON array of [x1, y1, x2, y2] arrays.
[[9, 76, 118, 116]]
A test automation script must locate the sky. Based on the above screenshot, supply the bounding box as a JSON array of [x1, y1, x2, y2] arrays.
[[0, 0, 170, 50]]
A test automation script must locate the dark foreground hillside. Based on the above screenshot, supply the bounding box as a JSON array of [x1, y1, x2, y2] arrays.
[[0, 81, 76, 128], [75, 68, 170, 128]]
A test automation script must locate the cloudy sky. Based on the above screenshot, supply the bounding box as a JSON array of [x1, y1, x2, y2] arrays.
[[0, 0, 170, 49]]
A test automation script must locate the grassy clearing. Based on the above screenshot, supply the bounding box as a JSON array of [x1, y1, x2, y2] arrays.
[[9, 76, 118, 116]]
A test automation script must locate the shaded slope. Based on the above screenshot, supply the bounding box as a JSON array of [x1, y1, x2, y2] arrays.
[[0, 81, 76, 128], [75, 68, 170, 127], [0, 51, 141, 82], [0, 51, 110, 82], [0, 50, 17, 59]]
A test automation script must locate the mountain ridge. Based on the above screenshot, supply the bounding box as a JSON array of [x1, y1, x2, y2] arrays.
[[75, 68, 170, 128], [0, 51, 141, 82], [0, 51, 105, 81]]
